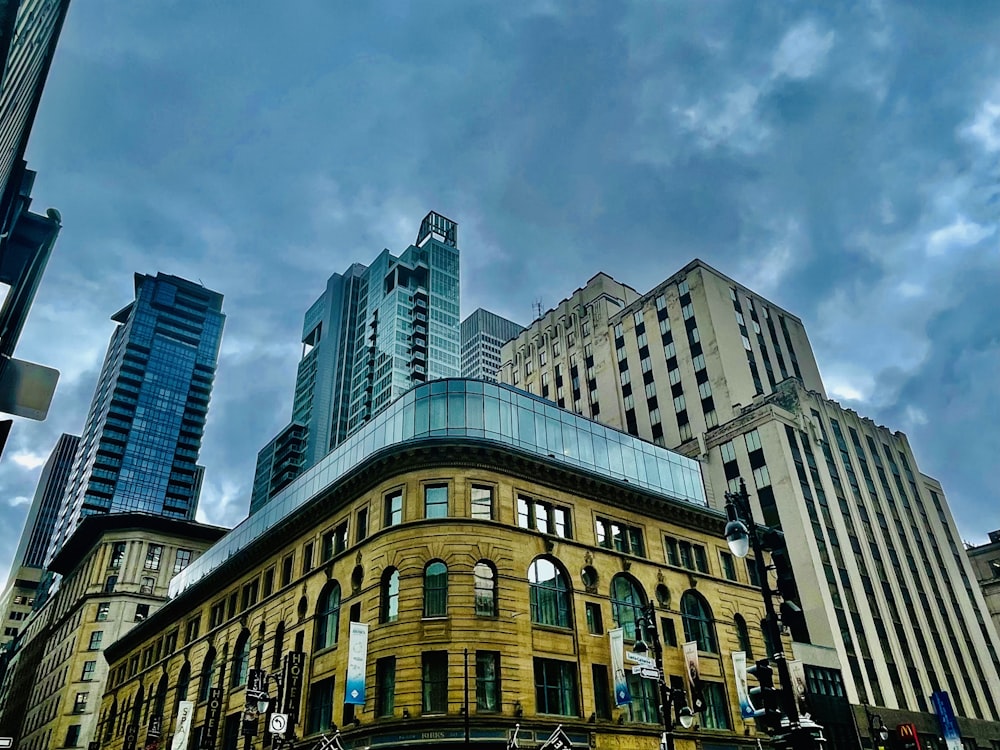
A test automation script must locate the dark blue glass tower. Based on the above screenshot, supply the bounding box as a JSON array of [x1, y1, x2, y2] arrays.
[[46, 273, 224, 563]]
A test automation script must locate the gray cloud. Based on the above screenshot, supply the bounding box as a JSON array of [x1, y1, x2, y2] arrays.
[[1, 0, 998, 582]]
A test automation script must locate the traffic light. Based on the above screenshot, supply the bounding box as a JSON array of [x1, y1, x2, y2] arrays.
[[747, 659, 783, 734], [770, 546, 798, 601]]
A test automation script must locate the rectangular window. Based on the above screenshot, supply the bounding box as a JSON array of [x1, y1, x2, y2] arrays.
[[241, 580, 259, 611], [592, 664, 612, 720], [595, 518, 645, 556], [747, 558, 761, 587], [533, 658, 579, 716], [720, 551, 737, 581], [701, 681, 731, 729], [104, 575, 118, 593], [306, 678, 335, 735], [65, 725, 81, 748], [110, 541, 126, 569], [385, 491, 403, 527], [135, 604, 150, 622], [302, 543, 314, 575], [227, 592, 238, 620], [745, 429, 762, 452], [585, 602, 603, 635], [140, 576, 155, 594], [517, 495, 572, 538], [661, 617, 677, 647], [173, 549, 193, 574], [471, 485, 494, 520], [356, 507, 369, 543], [186, 617, 200, 644], [664, 537, 707, 573], [375, 657, 396, 717], [88, 631, 103, 651], [96, 602, 110, 622], [424, 485, 449, 519], [476, 652, 501, 712], [81, 661, 96, 681], [281, 554, 294, 587], [144, 544, 163, 571], [263, 568, 275, 598], [422, 651, 448, 714], [210, 601, 225, 628]]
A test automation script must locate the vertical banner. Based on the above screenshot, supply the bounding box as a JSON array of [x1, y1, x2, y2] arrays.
[[732, 651, 754, 719], [683, 641, 704, 712], [608, 628, 631, 706], [787, 660, 810, 719], [145, 714, 163, 750], [930, 691, 962, 750], [170, 701, 194, 750], [199, 688, 222, 749], [282, 651, 306, 724], [345, 622, 369, 705], [242, 669, 268, 736]]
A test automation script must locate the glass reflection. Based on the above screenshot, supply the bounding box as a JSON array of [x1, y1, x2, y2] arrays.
[[171, 378, 707, 598]]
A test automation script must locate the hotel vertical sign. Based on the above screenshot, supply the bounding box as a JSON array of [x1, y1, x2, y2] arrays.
[[282, 651, 306, 724], [199, 688, 222, 749]]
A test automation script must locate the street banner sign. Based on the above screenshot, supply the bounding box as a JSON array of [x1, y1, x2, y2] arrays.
[[345, 622, 369, 705], [930, 691, 962, 750], [609, 628, 632, 706], [539, 725, 574, 749]]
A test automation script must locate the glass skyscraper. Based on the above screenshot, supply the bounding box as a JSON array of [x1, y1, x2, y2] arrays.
[[46, 273, 224, 562], [250, 211, 460, 513]]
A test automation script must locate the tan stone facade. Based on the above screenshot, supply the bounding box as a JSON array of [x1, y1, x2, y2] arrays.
[[0, 515, 225, 750], [99, 442, 773, 750]]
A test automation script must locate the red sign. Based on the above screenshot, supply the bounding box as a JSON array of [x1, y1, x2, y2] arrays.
[[895, 723, 923, 750]]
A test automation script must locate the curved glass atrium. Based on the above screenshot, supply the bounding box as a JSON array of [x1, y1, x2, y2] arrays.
[[171, 378, 707, 596]]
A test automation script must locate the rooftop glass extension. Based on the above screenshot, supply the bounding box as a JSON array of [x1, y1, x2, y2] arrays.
[[170, 379, 706, 596]]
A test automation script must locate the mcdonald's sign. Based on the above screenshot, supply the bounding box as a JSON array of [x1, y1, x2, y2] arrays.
[[895, 723, 923, 750]]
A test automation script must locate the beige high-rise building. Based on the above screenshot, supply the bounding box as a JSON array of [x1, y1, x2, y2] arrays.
[[500, 259, 1000, 748]]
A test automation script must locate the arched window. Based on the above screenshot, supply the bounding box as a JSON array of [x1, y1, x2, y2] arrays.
[[735, 614, 753, 658], [131, 686, 144, 727], [198, 647, 216, 702], [315, 581, 342, 650], [610, 574, 647, 642], [154, 674, 167, 718], [528, 557, 571, 628], [104, 698, 117, 742], [176, 662, 191, 702], [232, 630, 251, 687], [381, 568, 400, 623], [681, 591, 717, 653], [474, 561, 498, 616], [272, 622, 285, 671], [424, 561, 448, 617]]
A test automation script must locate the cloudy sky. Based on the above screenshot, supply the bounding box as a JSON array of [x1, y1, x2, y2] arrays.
[[2, 1, 999, 583]]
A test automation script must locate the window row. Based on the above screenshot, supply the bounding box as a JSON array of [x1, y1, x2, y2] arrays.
[[107, 540, 192, 574]]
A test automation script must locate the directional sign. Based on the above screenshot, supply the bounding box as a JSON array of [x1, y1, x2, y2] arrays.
[[639, 666, 661, 680], [626, 651, 656, 666], [269, 714, 288, 735]]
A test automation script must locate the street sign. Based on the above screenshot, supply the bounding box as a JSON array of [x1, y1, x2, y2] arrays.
[[639, 666, 661, 680], [626, 651, 656, 666], [631, 665, 642, 674], [269, 714, 288, 735]]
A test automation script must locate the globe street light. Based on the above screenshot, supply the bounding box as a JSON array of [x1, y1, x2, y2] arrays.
[[724, 479, 827, 750]]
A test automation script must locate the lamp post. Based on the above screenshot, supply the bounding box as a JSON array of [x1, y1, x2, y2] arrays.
[[253, 671, 289, 748], [635, 602, 695, 750], [723, 479, 825, 750]]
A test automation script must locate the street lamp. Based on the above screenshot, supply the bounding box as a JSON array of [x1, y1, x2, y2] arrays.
[[724, 479, 826, 750], [635, 602, 695, 750]]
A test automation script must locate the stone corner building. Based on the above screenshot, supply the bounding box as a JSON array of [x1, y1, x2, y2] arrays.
[[98, 380, 775, 750]]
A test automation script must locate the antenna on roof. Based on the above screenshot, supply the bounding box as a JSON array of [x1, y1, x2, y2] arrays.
[[532, 299, 543, 320]]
